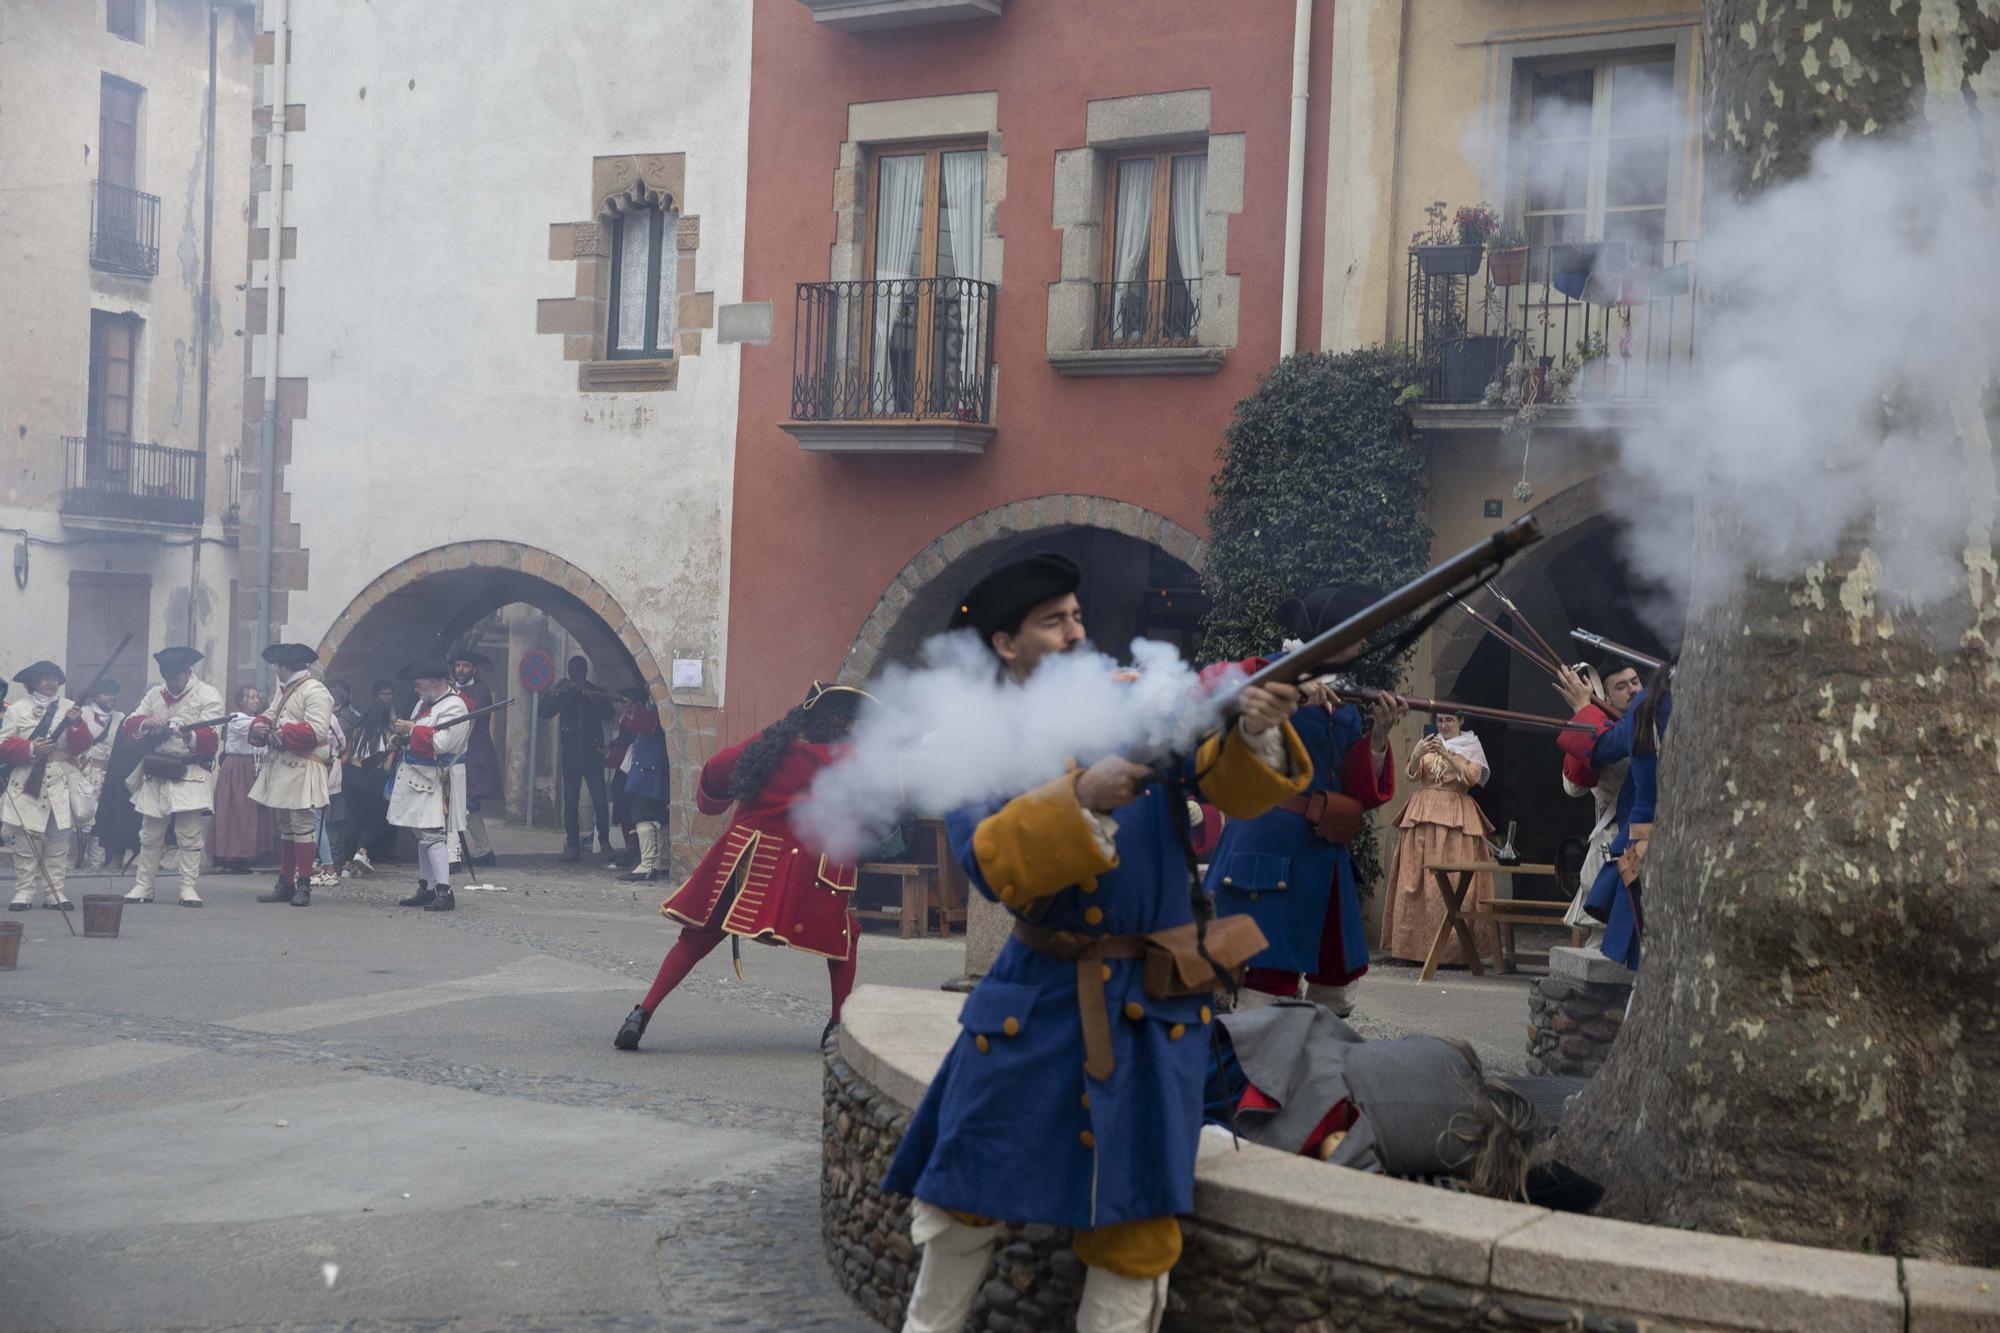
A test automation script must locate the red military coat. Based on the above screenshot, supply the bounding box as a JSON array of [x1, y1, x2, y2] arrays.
[[658, 734, 859, 961]]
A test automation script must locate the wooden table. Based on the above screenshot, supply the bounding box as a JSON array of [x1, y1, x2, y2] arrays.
[[853, 818, 969, 939], [1420, 861, 1577, 982]]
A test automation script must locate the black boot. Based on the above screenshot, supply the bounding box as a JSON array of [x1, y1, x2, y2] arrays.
[[398, 880, 434, 908], [620, 867, 660, 883], [424, 886, 455, 913], [822, 1019, 839, 1047], [257, 878, 295, 904], [290, 884, 312, 907], [614, 1005, 651, 1051]]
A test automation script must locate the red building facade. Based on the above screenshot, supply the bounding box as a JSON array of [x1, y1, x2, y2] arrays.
[[723, 0, 1337, 726]]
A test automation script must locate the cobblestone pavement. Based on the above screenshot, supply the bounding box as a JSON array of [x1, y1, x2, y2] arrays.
[[0, 825, 961, 1331]]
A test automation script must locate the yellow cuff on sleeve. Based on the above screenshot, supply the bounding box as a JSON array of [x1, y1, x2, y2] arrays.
[[1196, 722, 1312, 819], [971, 771, 1120, 910]]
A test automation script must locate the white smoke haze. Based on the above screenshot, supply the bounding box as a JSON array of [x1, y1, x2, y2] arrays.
[[793, 633, 1243, 863], [1604, 127, 2000, 619]]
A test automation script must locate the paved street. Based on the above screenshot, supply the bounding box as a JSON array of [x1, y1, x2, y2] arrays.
[[0, 824, 1539, 1331]]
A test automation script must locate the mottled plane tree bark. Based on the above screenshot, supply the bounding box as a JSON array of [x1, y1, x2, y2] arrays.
[[1551, 3, 2000, 1262]]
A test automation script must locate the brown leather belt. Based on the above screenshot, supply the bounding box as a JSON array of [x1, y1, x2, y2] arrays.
[[1013, 920, 1147, 1082], [1275, 792, 1324, 818]]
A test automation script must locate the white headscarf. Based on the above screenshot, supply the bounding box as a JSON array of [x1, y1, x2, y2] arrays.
[[1440, 729, 1489, 786]]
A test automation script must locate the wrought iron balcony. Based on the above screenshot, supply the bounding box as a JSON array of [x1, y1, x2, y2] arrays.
[[788, 277, 997, 453], [1404, 239, 1698, 409], [1095, 277, 1201, 349], [60, 436, 205, 527], [90, 180, 160, 277]]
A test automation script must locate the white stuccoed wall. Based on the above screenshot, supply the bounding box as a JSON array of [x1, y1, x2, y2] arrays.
[[266, 0, 751, 702]]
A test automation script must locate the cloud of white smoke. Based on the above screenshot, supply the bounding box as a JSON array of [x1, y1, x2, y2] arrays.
[[792, 634, 1242, 863], [1604, 127, 2000, 619]]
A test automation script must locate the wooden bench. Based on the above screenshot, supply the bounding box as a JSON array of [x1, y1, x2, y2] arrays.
[[1422, 861, 1584, 981], [853, 819, 968, 940]]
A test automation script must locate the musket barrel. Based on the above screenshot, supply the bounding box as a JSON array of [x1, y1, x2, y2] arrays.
[[1568, 629, 1666, 672]]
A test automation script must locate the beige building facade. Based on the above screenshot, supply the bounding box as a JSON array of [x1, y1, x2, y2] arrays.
[[0, 0, 255, 691]]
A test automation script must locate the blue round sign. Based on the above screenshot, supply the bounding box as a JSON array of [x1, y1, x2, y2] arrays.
[[518, 649, 556, 693]]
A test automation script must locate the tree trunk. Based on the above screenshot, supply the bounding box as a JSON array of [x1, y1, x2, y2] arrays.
[[1551, 3, 2000, 1263]]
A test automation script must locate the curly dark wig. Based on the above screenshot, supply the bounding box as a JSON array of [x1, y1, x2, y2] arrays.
[[728, 693, 863, 802]]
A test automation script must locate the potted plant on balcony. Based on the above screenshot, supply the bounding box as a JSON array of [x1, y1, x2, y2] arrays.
[[1412, 201, 1498, 277], [1486, 220, 1528, 287]]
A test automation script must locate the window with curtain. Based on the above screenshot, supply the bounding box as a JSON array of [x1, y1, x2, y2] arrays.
[[606, 204, 680, 360], [866, 143, 986, 414], [1516, 52, 1678, 249], [1101, 148, 1206, 345]]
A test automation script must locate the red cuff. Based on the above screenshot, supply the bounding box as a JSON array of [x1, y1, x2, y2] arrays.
[[0, 737, 32, 765], [408, 725, 436, 758], [1341, 738, 1395, 810], [189, 726, 220, 757], [66, 721, 95, 755], [1558, 706, 1614, 787], [279, 721, 319, 753], [121, 715, 148, 741]]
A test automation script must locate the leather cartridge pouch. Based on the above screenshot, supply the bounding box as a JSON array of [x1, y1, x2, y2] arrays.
[[1142, 915, 1270, 999], [1618, 823, 1654, 887], [1279, 790, 1366, 845], [140, 755, 190, 782]]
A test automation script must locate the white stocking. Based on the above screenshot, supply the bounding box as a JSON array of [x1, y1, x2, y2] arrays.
[[902, 1201, 1000, 1333], [1305, 980, 1357, 1018], [1076, 1266, 1169, 1333]]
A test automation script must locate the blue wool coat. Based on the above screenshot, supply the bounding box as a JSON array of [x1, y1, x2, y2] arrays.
[[1203, 703, 1390, 976], [1583, 689, 1672, 970], [883, 726, 1309, 1230], [621, 728, 668, 802]]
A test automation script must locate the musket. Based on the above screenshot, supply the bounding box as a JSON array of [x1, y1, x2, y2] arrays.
[[1452, 598, 1563, 679], [21, 633, 133, 798], [390, 695, 514, 748], [1237, 518, 1546, 697], [1325, 682, 1595, 735], [1569, 629, 1666, 673]]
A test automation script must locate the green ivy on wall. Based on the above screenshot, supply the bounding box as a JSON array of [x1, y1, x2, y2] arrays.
[[1199, 347, 1433, 895]]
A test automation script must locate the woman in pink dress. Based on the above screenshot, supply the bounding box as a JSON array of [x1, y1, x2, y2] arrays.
[[207, 684, 275, 871], [1380, 712, 1497, 965]]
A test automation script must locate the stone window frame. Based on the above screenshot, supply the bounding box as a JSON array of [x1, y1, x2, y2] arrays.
[[538, 153, 718, 394], [1047, 89, 1242, 377]]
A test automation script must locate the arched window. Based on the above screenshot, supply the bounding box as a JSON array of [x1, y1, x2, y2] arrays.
[[606, 200, 679, 360]]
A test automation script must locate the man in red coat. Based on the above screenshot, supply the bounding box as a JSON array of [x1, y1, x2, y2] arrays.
[[613, 681, 872, 1052]]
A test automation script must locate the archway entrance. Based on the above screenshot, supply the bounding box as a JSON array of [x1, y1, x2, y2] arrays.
[[842, 494, 1210, 681], [315, 542, 680, 855], [1428, 481, 1685, 897]]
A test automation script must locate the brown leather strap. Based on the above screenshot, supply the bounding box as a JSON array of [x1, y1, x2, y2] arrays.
[[1275, 791, 1327, 819], [1012, 921, 1146, 1081]]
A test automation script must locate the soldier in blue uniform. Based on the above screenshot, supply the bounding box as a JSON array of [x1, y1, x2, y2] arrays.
[[883, 552, 1312, 1333], [1582, 667, 1673, 971], [1201, 585, 1404, 1016]]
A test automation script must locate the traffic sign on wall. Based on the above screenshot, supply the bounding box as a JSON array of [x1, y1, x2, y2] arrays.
[[518, 649, 556, 693]]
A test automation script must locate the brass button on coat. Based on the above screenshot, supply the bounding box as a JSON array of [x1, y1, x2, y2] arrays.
[[1123, 1002, 1144, 1021], [1002, 1017, 1020, 1037], [1081, 1092, 1091, 1109], [1169, 1024, 1186, 1041], [1084, 906, 1104, 926], [1099, 963, 1113, 982], [975, 1035, 990, 1053], [1080, 1130, 1095, 1148], [1200, 1006, 1212, 1024]]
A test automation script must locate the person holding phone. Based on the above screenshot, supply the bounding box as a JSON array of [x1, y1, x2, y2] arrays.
[[1380, 710, 1496, 964]]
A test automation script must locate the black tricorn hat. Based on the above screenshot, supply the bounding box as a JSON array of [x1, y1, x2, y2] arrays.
[[949, 552, 1082, 643], [1275, 583, 1382, 641], [262, 642, 319, 668], [397, 657, 451, 682], [12, 660, 64, 687], [451, 648, 492, 668], [154, 646, 204, 675]]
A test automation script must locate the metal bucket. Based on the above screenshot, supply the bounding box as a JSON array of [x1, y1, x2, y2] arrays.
[[81, 895, 125, 939], [0, 921, 20, 969]]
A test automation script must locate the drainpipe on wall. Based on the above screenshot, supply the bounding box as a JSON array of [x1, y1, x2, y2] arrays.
[[189, 1, 219, 646], [255, 0, 289, 692], [1279, 0, 1312, 358]]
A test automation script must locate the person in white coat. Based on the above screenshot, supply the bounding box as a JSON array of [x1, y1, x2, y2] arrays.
[[74, 680, 125, 868], [248, 643, 337, 906], [3, 661, 98, 911], [121, 647, 226, 906], [386, 658, 469, 914]]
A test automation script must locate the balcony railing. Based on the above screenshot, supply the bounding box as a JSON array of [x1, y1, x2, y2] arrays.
[[1404, 239, 1698, 407], [60, 436, 205, 527], [793, 277, 997, 424], [1095, 277, 1201, 349], [91, 180, 161, 277]]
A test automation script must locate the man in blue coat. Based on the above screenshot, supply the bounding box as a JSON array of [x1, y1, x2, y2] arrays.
[[883, 552, 1312, 1333], [1582, 671, 1672, 971], [1202, 584, 1404, 1017]]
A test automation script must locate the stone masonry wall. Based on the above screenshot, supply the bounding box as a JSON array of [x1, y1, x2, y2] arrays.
[[1526, 974, 1634, 1078], [823, 1042, 1731, 1333]]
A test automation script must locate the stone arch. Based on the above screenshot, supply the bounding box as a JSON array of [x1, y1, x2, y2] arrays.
[[840, 494, 1208, 682], [316, 540, 665, 696]]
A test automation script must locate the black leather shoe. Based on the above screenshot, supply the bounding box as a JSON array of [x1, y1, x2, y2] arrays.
[[290, 885, 312, 907], [256, 879, 295, 904], [472, 852, 498, 867], [822, 1019, 839, 1047], [7, 903, 29, 912], [614, 1005, 650, 1050], [398, 881, 434, 908], [620, 868, 660, 883], [423, 887, 455, 913]]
